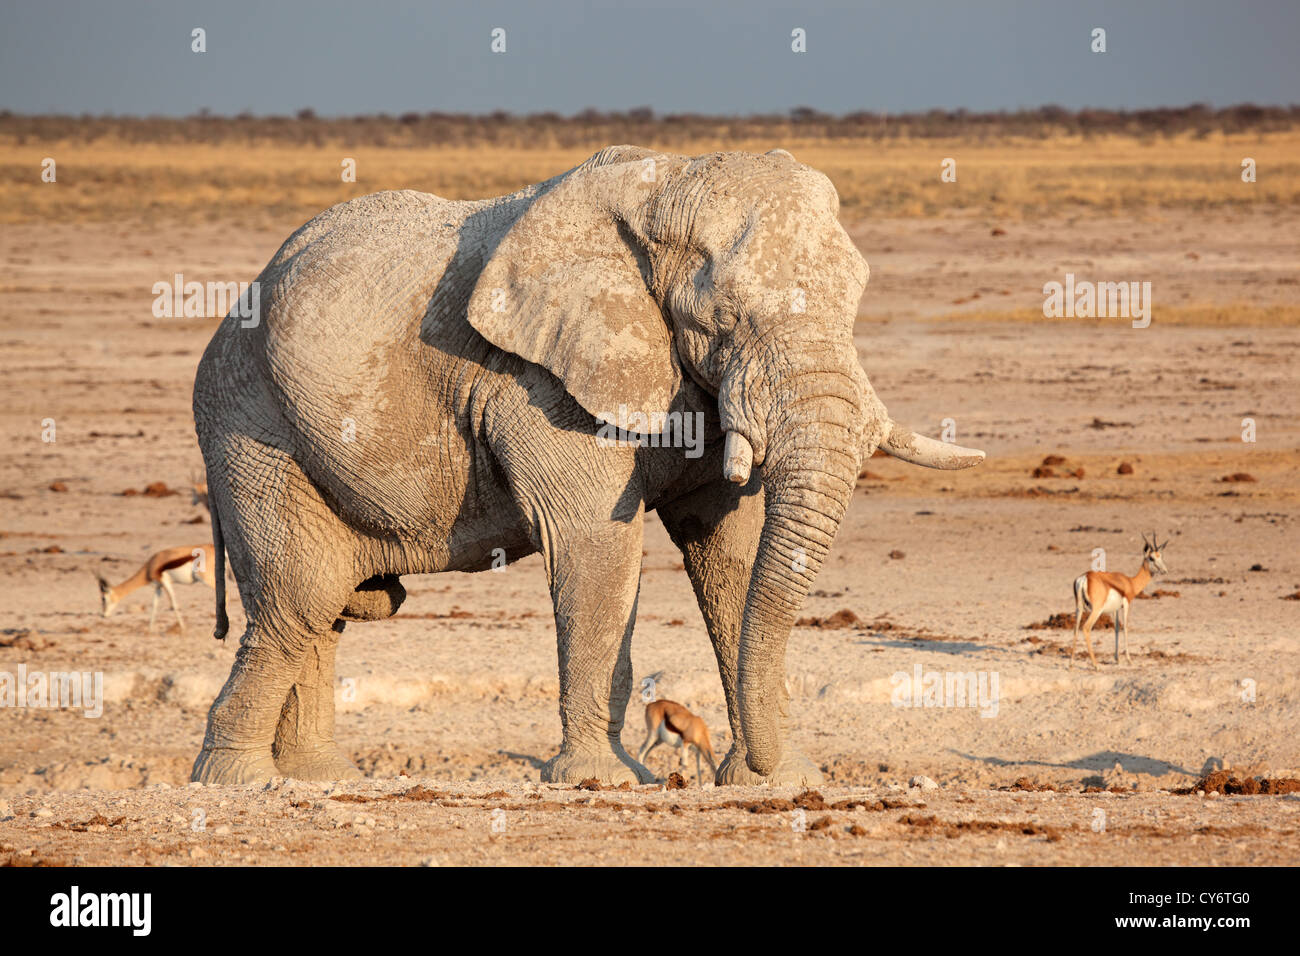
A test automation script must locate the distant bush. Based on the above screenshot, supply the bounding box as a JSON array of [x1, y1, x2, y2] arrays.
[[1, 104, 1295, 148]]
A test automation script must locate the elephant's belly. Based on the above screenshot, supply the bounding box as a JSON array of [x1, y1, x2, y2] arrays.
[[299, 430, 536, 577]]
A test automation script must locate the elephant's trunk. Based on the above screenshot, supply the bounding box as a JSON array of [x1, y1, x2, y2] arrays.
[[729, 348, 863, 777]]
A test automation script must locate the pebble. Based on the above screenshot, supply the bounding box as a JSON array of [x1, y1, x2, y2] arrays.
[[909, 775, 939, 791]]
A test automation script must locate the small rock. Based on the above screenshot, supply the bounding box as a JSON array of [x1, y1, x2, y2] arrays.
[[213, 824, 231, 835], [48, 482, 68, 492], [1117, 462, 1134, 475], [33, 808, 53, 818], [909, 775, 939, 791], [189, 846, 208, 859], [419, 856, 439, 867]]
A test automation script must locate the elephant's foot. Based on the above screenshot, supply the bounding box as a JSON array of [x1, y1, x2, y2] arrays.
[[541, 741, 654, 786], [191, 747, 279, 785], [273, 744, 363, 781], [715, 746, 824, 787]]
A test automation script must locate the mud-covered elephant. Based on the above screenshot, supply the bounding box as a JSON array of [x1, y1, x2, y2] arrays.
[[191, 145, 983, 786]]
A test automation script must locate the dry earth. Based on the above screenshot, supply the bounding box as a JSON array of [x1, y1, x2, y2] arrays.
[[1, 208, 1297, 865]]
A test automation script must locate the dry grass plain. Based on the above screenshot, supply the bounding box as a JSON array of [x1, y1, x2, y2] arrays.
[[1, 123, 1298, 865]]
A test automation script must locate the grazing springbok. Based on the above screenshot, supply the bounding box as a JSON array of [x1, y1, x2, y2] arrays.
[[637, 699, 718, 785], [1071, 532, 1169, 669], [96, 544, 217, 633]]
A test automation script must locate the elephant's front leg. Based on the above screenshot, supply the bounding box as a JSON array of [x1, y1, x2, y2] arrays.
[[660, 480, 824, 787], [540, 513, 655, 786], [272, 621, 363, 780]]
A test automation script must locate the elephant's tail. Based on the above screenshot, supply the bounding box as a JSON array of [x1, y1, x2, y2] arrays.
[[210, 494, 229, 642]]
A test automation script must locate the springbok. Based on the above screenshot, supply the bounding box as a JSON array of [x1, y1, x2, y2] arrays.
[[636, 699, 718, 785], [96, 544, 217, 633], [1071, 532, 1169, 669]]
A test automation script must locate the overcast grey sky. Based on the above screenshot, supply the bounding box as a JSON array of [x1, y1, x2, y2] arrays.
[[1, 0, 1296, 116]]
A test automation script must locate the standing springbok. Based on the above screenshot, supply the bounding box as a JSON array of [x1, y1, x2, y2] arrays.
[[1071, 532, 1169, 669], [637, 699, 719, 785], [96, 544, 217, 633]]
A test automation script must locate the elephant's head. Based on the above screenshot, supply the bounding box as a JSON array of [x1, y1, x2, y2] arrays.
[[467, 146, 983, 775]]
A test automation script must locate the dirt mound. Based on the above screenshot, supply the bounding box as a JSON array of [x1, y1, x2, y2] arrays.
[[1176, 772, 1300, 795], [1025, 612, 1112, 630], [120, 481, 179, 497], [795, 608, 861, 629]]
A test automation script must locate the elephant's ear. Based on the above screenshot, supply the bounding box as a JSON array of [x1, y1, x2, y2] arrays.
[[466, 159, 684, 433]]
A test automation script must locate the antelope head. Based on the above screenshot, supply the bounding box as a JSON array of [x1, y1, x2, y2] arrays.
[[1141, 531, 1170, 575]]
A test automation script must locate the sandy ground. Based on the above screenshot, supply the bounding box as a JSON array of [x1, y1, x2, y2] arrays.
[[1, 209, 1297, 865]]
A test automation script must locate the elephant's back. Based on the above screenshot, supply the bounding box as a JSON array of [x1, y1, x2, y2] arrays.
[[195, 187, 522, 534], [261, 189, 473, 348], [258, 189, 474, 419], [251, 191, 485, 523]]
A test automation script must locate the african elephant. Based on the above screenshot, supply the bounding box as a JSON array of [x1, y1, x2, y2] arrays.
[[191, 145, 983, 787]]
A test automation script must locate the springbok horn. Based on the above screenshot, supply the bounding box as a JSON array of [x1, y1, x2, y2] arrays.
[[723, 431, 754, 484], [878, 419, 985, 470]]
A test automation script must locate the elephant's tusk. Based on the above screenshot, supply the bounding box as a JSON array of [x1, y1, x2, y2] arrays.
[[879, 419, 985, 470], [723, 431, 753, 484]]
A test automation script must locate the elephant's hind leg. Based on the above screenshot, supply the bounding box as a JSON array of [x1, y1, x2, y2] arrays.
[[270, 574, 407, 776], [271, 620, 364, 781], [268, 574, 406, 779], [192, 442, 364, 785]]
